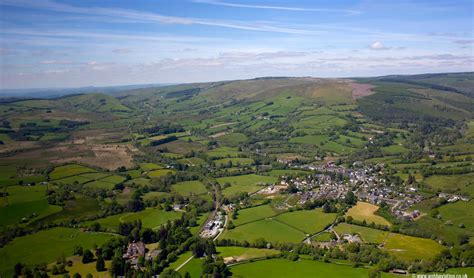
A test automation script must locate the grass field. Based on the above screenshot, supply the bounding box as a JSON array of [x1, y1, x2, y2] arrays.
[[222, 218, 305, 243], [0, 227, 117, 277], [217, 174, 277, 197], [312, 232, 333, 242], [207, 146, 242, 159], [424, 173, 474, 192], [49, 164, 97, 180], [85, 180, 115, 189], [438, 200, 474, 233], [383, 233, 445, 261], [139, 163, 163, 171], [85, 208, 183, 231], [124, 177, 151, 187], [217, 246, 280, 262], [171, 180, 208, 196], [275, 209, 337, 234], [142, 191, 172, 201], [49, 255, 111, 277], [334, 223, 389, 244], [147, 169, 175, 178], [0, 185, 62, 226], [230, 259, 369, 278], [214, 157, 254, 166], [177, 257, 203, 277], [345, 202, 391, 226], [233, 205, 279, 226]]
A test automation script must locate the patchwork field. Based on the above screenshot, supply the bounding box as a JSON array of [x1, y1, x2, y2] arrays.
[[345, 202, 391, 226]]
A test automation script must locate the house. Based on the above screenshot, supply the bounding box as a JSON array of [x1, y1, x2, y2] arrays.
[[123, 241, 146, 260]]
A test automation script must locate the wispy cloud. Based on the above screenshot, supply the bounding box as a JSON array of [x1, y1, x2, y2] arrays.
[[192, 0, 361, 15], [0, 0, 320, 34]]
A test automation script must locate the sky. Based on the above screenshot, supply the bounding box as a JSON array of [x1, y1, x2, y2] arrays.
[[0, 0, 473, 89]]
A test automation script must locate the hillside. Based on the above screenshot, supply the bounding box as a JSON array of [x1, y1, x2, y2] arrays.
[[0, 72, 473, 277]]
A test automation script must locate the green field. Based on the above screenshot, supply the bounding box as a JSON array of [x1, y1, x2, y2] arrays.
[[233, 205, 279, 226], [85, 180, 115, 189], [207, 146, 242, 159], [438, 200, 474, 233], [424, 173, 474, 192], [216, 246, 280, 262], [0, 185, 62, 226], [217, 174, 277, 197], [0, 227, 117, 277], [49, 164, 97, 180], [171, 180, 208, 196], [214, 157, 254, 166], [84, 207, 183, 231], [147, 169, 175, 178], [383, 233, 445, 261], [275, 209, 337, 234], [139, 163, 163, 171], [223, 218, 305, 243], [230, 259, 369, 278], [334, 223, 389, 244]]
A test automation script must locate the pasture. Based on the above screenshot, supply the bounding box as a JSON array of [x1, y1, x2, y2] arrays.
[[334, 223, 389, 244], [438, 200, 474, 233], [345, 202, 391, 226], [171, 180, 208, 196], [230, 258, 369, 278], [0, 227, 117, 277], [216, 246, 280, 263], [222, 218, 305, 243], [217, 174, 277, 197], [85, 208, 183, 231], [0, 185, 62, 226], [383, 233, 445, 261], [424, 173, 474, 192], [49, 164, 97, 180], [275, 209, 337, 234], [233, 205, 279, 226], [147, 169, 175, 178]]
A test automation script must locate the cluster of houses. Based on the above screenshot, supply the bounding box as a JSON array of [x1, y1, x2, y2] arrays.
[[270, 161, 431, 222], [200, 212, 225, 239], [123, 242, 161, 268]]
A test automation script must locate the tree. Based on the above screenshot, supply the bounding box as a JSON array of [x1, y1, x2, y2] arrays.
[[96, 255, 105, 271], [73, 273, 81, 278], [82, 250, 94, 264], [345, 191, 357, 205]]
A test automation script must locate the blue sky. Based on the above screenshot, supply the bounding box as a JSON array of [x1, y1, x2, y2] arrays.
[[0, 0, 473, 89]]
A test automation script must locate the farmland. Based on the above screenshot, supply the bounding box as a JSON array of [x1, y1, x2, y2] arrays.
[[230, 259, 370, 278], [0, 73, 473, 276], [345, 202, 391, 227], [84, 207, 183, 231], [0, 228, 117, 277]]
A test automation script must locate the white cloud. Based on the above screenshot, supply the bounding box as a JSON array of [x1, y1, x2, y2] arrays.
[[369, 41, 389, 50]]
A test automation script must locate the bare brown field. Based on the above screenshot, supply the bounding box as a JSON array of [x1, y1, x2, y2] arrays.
[[349, 82, 375, 100]]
